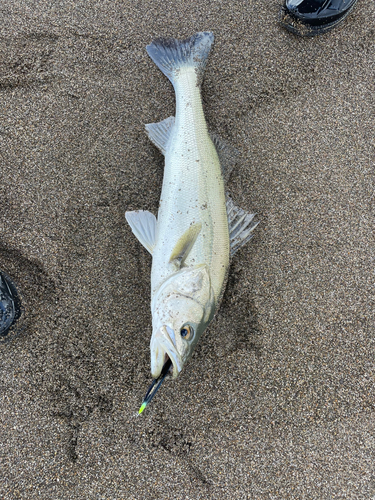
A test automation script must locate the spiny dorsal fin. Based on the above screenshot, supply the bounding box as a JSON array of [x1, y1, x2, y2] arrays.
[[226, 197, 259, 256], [210, 133, 239, 182], [145, 116, 175, 155], [125, 210, 157, 255], [169, 222, 202, 267]]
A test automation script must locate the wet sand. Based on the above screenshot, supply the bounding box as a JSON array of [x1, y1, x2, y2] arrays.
[[1, 1, 374, 498]]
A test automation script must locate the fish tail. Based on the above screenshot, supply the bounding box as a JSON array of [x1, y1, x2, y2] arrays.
[[146, 32, 214, 86]]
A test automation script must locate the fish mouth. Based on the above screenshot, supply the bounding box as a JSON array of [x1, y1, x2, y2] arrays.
[[150, 326, 182, 379]]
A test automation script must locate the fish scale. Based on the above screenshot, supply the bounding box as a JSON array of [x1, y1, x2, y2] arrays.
[[153, 67, 229, 298]]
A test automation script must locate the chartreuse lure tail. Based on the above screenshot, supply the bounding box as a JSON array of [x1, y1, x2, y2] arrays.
[[138, 359, 172, 414]]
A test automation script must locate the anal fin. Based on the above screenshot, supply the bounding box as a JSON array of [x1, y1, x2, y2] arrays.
[[145, 116, 175, 155], [226, 197, 259, 256], [125, 210, 157, 255]]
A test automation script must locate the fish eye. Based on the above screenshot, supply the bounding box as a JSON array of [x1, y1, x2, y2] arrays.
[[180, 325, 194, 340]]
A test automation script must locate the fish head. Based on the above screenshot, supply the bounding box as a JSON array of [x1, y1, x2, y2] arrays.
[[150, 265, 215, 379]]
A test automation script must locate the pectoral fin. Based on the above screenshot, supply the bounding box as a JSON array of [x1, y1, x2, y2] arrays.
[[125, 210, 157, 255], [169, 222, 202, 267], [145, 116, 175, 155], [226, 197, 259, 256]]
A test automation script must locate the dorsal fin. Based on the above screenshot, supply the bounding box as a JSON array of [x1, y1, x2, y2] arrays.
[[210, 133, 239, 182], [145, 116, 175, 155], [125, 210, 157, 255], [226, 197, 259, 256]]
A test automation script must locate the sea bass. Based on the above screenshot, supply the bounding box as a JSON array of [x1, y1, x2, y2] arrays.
[[125, 32, 258, 408]]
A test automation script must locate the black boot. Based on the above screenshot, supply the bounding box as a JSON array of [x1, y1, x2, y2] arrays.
[[280, 0, 358, 37], [0, 271, 22, 340]]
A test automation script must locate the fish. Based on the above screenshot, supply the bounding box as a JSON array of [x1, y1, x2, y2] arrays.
[[125, 32, 258, 412]]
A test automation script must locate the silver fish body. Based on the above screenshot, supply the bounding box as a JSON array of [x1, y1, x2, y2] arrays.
[[151, 63, 229, 296], [126, 32, 258, 382]]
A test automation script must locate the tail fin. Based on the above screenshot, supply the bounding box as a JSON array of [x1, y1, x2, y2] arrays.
[[146, 32, 214, 85]]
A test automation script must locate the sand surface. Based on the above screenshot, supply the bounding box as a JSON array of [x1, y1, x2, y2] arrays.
[[1, 1, 374, 498]]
